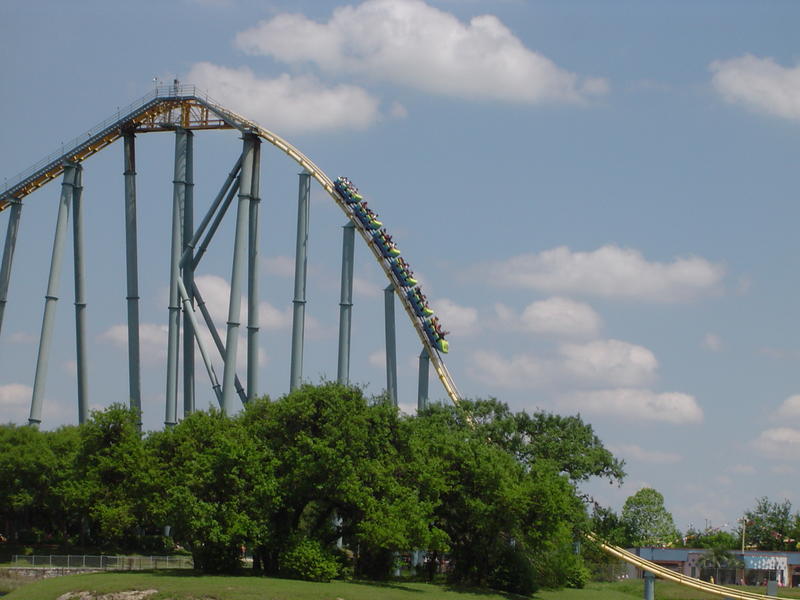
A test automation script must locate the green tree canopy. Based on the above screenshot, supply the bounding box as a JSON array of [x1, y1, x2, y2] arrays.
[[621, 487, 679, 547], [740, 497, 798, 551]]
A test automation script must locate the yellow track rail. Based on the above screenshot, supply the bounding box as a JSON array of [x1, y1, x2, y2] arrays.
[[0, 91, 463, 407], [6, 91, 778, 599], [586, 533, 779, 599]]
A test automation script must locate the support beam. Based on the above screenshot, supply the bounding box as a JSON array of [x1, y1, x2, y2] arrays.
[[177, 277, 222, 405], [165, 129, 188, 427], [384, 284, 398, 406], [182, 130, 195, 416], [191, 178, 239, 271], [221, 133, 257, 414], [123, 132, 141, 424], [193, 282, 247, 404], [290, 171, 311, 391], [417, 347, 429, 412], [336, 221, 355, 384], [30, 162, 77, 425], [72, 167, 89, 424], [246, 138, 261, 401], [0, 199, 22, 341], [180, 155, 242, 270], [643, 571, 655, 600]]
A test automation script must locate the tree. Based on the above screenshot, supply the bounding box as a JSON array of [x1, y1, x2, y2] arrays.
[[740, 497, 797, 551], [412, 400, 592, 593], [621, 488, 679, 547], [241, 383, 436, 579], [148, 408, 277, 572], [433, 398, 626, 485], [73, 405, 160, 549], [679, 526, 739, 549]]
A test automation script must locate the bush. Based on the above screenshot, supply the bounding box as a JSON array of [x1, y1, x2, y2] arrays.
[[488, 545, 537, 596], [279, 539, 339, 582]]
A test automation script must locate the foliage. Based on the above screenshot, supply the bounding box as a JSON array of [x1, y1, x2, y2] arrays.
[[739, 496, 799, 551], [621, 487, 679, 547], [0, 386, 625, 592], [278, 538, 340, 582], [148, 409, 277, 573], [678, 526, 739, 549], [72, 405, 160, 549]]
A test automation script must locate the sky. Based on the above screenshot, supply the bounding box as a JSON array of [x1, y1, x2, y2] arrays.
[[2, 0, 800, 535]]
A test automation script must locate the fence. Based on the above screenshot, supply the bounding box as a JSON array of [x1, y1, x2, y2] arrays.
[[11, 555, 193, 570]]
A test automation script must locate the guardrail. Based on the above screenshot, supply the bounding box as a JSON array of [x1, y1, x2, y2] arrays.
[[11, 554, 193, 570]]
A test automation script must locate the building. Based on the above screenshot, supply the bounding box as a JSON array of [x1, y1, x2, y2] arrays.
[[626, 547, 800, 588]]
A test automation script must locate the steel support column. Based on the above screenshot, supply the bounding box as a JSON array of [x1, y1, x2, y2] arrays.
[[246, 138, 261, 401], [123, 132, 141, 423], [384, 284, 398, 406], [290, 172, 311, 391], [222, 133, 257, 414], [417, 347, 429, 412], [182, 130, 195, 415], [643, 571, 655, 600], [0, 199, 22, 341], [193, 282, 247, 403], [30, 163, 78, 425], [336, 221, 355, 384], [165, 130, 188, 427], [72, 167, 89, 424], [177, 277, 222, 405]]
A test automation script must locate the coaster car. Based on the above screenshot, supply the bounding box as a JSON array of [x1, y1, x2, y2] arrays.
[[374, 230, 401, 258], [334, 176, 362, 203], [390, 258, 417, 287], [407, 288, 434, 317], [422, 318, 449, 353], [352, 202, 382, 229]]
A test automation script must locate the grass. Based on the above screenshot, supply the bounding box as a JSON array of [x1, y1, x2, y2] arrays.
[[3, 571, 800, 600]]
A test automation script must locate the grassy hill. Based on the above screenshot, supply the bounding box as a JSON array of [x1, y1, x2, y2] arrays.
[[3, 571, 800, 600]]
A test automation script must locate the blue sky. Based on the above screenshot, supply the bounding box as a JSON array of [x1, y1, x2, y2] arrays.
[[2, 0, 800, 533]]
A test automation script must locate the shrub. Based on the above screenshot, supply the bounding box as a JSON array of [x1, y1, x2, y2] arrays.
[[488, 545, 537, 596], [279, 539, 339, 582]]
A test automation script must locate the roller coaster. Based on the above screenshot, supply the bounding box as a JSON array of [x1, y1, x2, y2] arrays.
[[0, 87, 778, 599]]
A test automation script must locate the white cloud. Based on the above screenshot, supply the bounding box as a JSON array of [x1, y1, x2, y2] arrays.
[[702, 333, 723, 352], [264, 255, 295, 277], [468, 339, 658, 389], [390, 101, 408, 118], [8, 331, 35, 343], [234, 0, 607, 104], [775, 395, 800, 421], [193, 274, 292, 330], [469, 350, 548, 389], [476, 245, 724, 302], [100, 323, 168, 364], [353, 276, 383, 299], [432, 298, 479, 336], [519, 297, 601, 337], [727, 464, 756, 475], [710, 54, 800, 121], [369, 349, 385, 368], [752, 427, 800, 459], [187, 62, 381, 134], [609, 443, 682, 464], [559, 339, 657, 387], [0, 383, 32, 424], [557, 389, 704, 425]]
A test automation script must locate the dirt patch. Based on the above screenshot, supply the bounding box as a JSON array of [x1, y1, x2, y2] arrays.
[[56, 590, 159, 600]]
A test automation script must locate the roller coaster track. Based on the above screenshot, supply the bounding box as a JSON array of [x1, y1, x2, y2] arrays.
[[586, 533, 780, 599], [6, 89, 767, 599], [0, 85, 462, 408]]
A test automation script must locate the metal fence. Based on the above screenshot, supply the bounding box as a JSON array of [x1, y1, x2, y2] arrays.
[[11, 554, 193, 570]]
